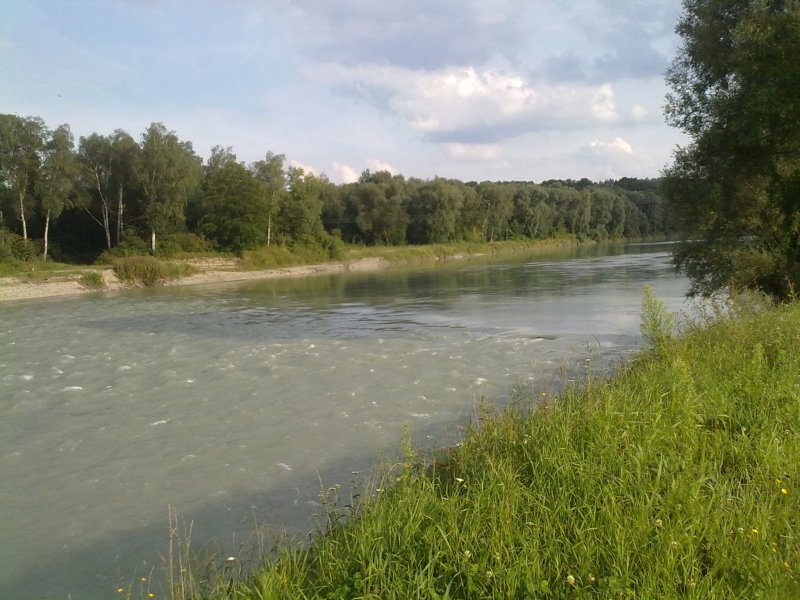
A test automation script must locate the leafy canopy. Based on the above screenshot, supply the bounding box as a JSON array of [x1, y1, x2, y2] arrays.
[[664, 0, 800, 298]]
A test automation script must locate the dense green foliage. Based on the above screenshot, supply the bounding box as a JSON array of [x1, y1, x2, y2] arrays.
[[1, 114, 673, 267], [163, 298, 799, 599], [664, 0, 800, 298]]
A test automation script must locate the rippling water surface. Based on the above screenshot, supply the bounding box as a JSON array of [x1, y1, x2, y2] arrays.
[[0, 243, 687, 599]]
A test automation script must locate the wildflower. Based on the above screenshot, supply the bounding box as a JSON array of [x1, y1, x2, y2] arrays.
[[148, 594, 155, 599], [141, 577, 147, 582], [588, 574, 596, 583], [486, 570, 494, 578], [464, 550, 472, 559], [495, 552, 502, 562], [670, 541, 679, 549], [655, 518, 663, 528], [566, 574, 576, 586], [776, 478, 782, 485], [781, 488, 789, 495], [455, 477, 465, 483], [226, 556, 236, 561], [751, 528, 759, 535], [117, 588, 124, 593]]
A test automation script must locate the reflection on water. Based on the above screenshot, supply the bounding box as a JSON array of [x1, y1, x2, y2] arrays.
[[0, 243, 687, 600]]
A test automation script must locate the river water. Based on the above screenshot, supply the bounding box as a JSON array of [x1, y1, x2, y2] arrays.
[[0, 243, 687, 600]]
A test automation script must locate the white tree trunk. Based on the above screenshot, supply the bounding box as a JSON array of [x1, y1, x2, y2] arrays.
[[151, 229, 157, 253], [267, 213, 272, 247], [19, 192, 28, 241], [116, 185, 124, 246], [42, 209, 50, 261]]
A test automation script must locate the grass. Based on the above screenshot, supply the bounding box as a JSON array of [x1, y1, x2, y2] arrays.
[[155, 294, 799, 599], [113, 256, 197, 286], [340, 236, 584, 265], [239, 237, 585, 271], [78, 271, 105, 288]]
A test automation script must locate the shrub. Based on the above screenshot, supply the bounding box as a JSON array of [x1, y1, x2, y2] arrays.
[[155, 232, 216, 257], [78, 271, 105, 289], [113, 256, 166, 286], [640, 285, 675, 353], [96, 237, 150, 263]]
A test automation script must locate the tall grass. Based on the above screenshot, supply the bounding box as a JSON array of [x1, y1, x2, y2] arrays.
[[113, 256, 197, 286], [162, 297, 799, 599]]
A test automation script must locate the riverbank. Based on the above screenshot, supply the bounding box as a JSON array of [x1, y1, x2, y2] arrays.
[[0, 237, 584, 303], [172, 298, 799, 599]]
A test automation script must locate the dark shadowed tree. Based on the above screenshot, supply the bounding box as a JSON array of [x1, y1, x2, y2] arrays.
[[664, 0, 800, 297]]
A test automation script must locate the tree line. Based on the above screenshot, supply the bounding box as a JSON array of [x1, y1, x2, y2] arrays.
[[0, 114, 673, 264]]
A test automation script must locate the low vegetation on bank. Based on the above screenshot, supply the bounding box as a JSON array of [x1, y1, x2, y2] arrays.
[[147, 295, 798, 599]]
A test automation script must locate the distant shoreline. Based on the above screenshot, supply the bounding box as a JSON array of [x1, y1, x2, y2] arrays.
[[0, 256, 394, 303]]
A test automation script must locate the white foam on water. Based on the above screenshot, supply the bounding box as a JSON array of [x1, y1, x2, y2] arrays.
[[61, 386, 84, 391]]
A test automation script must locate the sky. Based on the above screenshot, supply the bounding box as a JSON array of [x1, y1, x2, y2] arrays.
[[0, 0, 689, 184]]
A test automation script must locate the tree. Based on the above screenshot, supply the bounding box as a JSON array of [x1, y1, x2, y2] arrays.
[[137, 123, 202, 252], [109, 130, 139, 246], [0, 114, 45, 240], [36, 124, 77, 260], [406, 179, 464, 244], [277, 167, 327, 244], [199, 147, 270, 251], [664, 0, 800, 297], [250, 152, 286, 247]]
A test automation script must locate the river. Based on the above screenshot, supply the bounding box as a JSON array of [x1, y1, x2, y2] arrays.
[[0, 242, 687, 599]]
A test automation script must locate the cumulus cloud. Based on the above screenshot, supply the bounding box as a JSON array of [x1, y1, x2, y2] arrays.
[[308, 64, 622, 144], [445, 143, 503, 161], [289, 159, 318, 175], [365, 158, 397, 174], [588, 136, 634, 155], [330, 161, 359, 184]]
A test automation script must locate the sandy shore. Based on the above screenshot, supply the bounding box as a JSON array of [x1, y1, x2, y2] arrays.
[[0, 257, 391, 303]]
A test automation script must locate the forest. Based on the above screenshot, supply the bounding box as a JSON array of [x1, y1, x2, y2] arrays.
[[0, 115, 673, 266]]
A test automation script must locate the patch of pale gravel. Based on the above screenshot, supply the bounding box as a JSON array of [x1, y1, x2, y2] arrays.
[[0, 258, 391, 303]]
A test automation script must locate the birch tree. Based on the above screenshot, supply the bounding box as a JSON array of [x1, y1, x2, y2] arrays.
[[36, 124, 77, 260], [0, 114, 45, 240], [137, 123, 201, 252]]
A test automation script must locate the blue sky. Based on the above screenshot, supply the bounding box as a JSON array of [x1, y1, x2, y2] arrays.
[[1, 0, 687, 183]]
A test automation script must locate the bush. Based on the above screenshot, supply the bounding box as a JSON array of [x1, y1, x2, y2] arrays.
[[0, 227, 41, 262], [113, 256, 167, 286], [155, 232, 216, 257], [78, 271, 105, 289], [112, 256, 196, 286], [96, 237, 150, 263]]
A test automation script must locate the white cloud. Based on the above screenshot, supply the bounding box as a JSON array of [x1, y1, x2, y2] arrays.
[[629, 104, 649, 121], [445, 143, 503, 161], [589, 137, 634, 155], [365, 158, 397, 174], [330, 161, 359, 184], [289, 159, 318, 175], [308, 64, 621, 144]]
